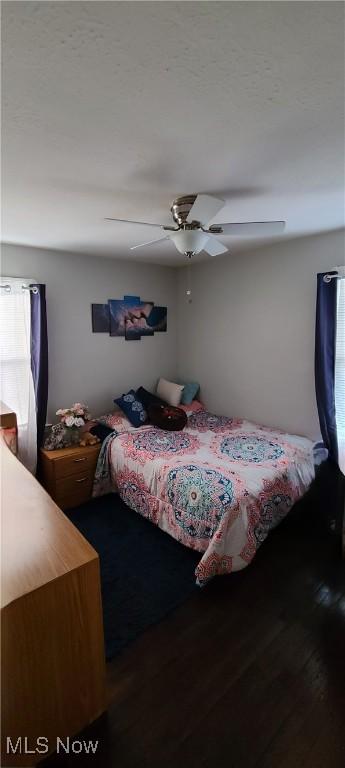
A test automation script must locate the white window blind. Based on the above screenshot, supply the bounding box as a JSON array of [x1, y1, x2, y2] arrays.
[[0, 289, 31, 425], [335, 278, 345, 472], [0, 278, 37, 472]]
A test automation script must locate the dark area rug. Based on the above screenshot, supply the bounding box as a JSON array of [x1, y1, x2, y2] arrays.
[[67, 494, 200, 660]]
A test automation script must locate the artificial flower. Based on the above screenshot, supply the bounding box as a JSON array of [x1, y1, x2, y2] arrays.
[[56, 403, 90, 426]]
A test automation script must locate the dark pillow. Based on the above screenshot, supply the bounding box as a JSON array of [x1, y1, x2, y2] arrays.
[[90, 423, 114, 442], [114, 390, 147, 428], [136, 386, 167, 410], [148, 404, 187, 431]]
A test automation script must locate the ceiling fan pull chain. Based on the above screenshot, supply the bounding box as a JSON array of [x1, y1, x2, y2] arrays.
[[186, 255, 193, 304]]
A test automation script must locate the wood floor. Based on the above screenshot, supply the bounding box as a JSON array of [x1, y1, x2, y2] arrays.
[[43, 469, 345, 768]]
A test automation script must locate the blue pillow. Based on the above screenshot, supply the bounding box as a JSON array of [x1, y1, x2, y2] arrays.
[[114, 390, 147, 427], [181, 381, 200, 405]]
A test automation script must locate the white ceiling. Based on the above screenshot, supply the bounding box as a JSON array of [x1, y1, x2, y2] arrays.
[[2, 1, 345, 266]]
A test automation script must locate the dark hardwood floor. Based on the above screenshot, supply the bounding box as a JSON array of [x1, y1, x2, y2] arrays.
[[43, 467, 345, 768]]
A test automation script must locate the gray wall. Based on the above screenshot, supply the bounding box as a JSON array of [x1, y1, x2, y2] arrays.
[[3, 230, 344, 440], [177, 230, 345, 441], [1, 243, 177, 422]]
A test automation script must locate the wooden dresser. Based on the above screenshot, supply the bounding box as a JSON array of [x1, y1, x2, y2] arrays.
[[1, 415, 106, 766], [40, 443, 101, 510]]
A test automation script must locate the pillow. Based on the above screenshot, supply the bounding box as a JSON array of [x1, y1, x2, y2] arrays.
[[114, 390, 147, 428], [90, 423, 114, 442], [156, 378, 184, 407], [179, 400, 205, 417], [180, 381, 200, 405], [136, 386, 167, 410], [97, 411, 134, 433]]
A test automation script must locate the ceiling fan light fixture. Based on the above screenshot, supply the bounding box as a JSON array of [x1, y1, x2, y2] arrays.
[[169, 229, 209, 255], [105, 193, 286, 259]]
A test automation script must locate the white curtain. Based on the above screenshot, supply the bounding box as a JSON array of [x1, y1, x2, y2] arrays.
[[0, 278, 37, 473]]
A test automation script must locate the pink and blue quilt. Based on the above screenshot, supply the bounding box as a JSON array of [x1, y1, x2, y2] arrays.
[[93, 409, 315, 585]]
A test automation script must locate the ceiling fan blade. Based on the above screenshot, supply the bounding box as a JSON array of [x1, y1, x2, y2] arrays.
[[209, 221, 286, 236], [130, 236, 170, 251], [187, 194, 225, 226], [105, 217, 165, 228], [203, 237, 228, 257]]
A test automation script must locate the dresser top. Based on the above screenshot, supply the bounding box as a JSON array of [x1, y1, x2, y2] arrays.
[[1, 436, 98, 609]]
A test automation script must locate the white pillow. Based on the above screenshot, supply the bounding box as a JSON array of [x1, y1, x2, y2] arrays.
[[156, 378, 184, 407]]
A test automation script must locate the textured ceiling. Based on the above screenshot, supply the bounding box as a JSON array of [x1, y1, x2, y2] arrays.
[[2, 1, 345, 265]]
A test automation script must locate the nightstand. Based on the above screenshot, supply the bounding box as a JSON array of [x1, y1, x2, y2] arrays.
[[40, 443, 101, 510]]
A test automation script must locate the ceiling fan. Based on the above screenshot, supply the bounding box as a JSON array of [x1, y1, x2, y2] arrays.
[[105, 194, 285, 259]]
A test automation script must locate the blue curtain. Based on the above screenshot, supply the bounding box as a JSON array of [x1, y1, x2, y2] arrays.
[[315, 272, 338, 463], [30, 284, 48, 451]]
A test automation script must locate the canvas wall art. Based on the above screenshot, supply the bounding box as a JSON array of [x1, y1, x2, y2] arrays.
[[91, 295, 167, 340], [91, 303, 110, 333]]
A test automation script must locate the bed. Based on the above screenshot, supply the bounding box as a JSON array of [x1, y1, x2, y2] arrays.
[[93, 405, 315, 585]]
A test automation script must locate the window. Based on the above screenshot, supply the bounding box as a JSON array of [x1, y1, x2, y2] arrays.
[[0, 278, 37, 471], [335, 278, 345, 472]]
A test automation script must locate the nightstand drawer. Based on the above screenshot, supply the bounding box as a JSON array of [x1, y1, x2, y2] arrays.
[[55, 473, 94, 509], [40, 443, 101, 511], [54, 450, 99, 479]]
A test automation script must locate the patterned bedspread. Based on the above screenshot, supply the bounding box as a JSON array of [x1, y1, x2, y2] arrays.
[[93, 410, 315, 585]]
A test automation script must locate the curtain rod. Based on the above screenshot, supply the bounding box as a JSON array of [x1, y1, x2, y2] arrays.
[[323, 267, 345, 283], [0, 283, 39, 294]]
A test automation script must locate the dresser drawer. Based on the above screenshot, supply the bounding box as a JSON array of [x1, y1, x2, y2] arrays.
[[54, 450, 99, 480]]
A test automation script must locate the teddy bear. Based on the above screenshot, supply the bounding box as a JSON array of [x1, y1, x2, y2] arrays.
[[79, 431, 100, 447]]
